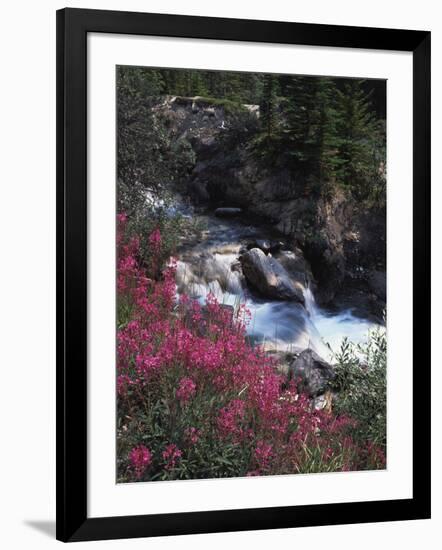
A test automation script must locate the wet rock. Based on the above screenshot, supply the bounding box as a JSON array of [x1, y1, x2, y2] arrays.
[[189, 180, 210, 202], [247, 239, 271, 253], [266, 350, 298, 378], [303, 233, 346, 306], [214, 207, 242, 218], [231, 260, 242, 273], [246, 239, 284, 254], [276, 250, 311, 289], [367, 270, 386, 302], [288, 349, 335, 397], [240, 248, 305, 304]]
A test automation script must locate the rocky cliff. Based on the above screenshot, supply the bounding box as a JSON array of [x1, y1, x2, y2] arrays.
[[153, 96, 386, 320]]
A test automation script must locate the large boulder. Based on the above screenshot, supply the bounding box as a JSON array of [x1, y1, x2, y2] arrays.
[[288, 348, 335, 396], [240, 248, 305, 304]]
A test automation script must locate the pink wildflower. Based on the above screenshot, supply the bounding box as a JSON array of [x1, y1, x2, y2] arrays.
[[255, 441, 273, 471], [117, 374, 132, 396], [162, 444, 182, 470], [185, 427, 200, 445], [176, 377, 197, 404], [117, 212, 127, 224], [217, 399, 246, 439], [129, 445, 152, 479], [116, 214, 377, 477], [148, 228, 162, 254]]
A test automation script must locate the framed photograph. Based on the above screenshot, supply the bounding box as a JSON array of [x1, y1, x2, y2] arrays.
[[56, 8, 431, 542]]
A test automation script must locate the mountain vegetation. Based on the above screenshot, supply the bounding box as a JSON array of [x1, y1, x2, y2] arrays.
[[117, 66, 386, 206], [115, 66, 387, 481]]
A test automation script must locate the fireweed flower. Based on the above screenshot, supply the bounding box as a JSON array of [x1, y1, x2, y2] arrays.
[[162, 444, 182, 470], [217, 399, 246, 439], [176, 377, 196, 404], [366, 441, 386, 468], [116, 215, 384, 477], [255, 441, 273, 471], [148, 228, 162, 254], [117, 212, 127, 225], [129, 445, 152, 479], [117, 374, 132, 396], [185, 427, 200, 445]]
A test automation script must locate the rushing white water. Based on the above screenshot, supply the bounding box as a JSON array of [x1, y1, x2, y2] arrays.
[[301, 285, 379, 358], [175, 210, 380, 362]]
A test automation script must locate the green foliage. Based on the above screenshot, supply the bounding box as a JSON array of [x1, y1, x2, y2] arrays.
[[127, 203, 203, 273], [117, 383, 252, 481], [260, 74, 280, 139], [283, 76, 323, 162], [116, 223, 387, 482], [334, 81, 386, 199], [117, 66, 195, 213], [118, 64, 386, 208], [254, 76, 386, 204], [157, 68, 263, 104], [332, 329, 387, 450]]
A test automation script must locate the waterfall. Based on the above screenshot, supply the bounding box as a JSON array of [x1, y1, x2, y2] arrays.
[[174, 211, 380, 362], [303, 284, 318, 319]]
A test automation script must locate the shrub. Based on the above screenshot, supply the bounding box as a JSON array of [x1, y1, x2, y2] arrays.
[[332, 330, 387, 451], [117, 193, 204, 282]]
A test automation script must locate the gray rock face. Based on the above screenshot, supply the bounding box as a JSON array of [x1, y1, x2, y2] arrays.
[[289, 348, 335, 397], [214, 207, 242, 218], [189, 180, 210, 202], [368, 270, 386, 302], [240, 248, 305, 304]]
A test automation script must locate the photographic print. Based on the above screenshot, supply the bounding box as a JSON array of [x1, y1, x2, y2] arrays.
[[116, 66, 387, 483]]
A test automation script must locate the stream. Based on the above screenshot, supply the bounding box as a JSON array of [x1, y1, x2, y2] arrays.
[[172, 202, 379, 362]]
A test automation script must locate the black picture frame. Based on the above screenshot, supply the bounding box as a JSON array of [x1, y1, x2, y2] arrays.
[[56, 7, 431, 542]]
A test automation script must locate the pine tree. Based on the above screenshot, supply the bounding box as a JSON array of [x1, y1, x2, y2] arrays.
[[334, 80, 383, 193], [240, 73, 264, 104], [308, 78, 341, 181], [117, 66, 164, 100], [283, 76, 322, 163], [261, 74, 279, 139]]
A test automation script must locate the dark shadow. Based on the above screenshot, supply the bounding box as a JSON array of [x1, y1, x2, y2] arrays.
[[24, 520, 56, 538]]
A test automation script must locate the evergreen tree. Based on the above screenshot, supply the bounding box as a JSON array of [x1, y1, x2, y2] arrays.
[[283, 76, 320, 163], [117, 66, 386, 205], [240, 72, 264, 104], [308, 78, 341, 181], [334, 80, 384, 193], [117, 66, 164, 99], [260, 74, 279, 140]]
